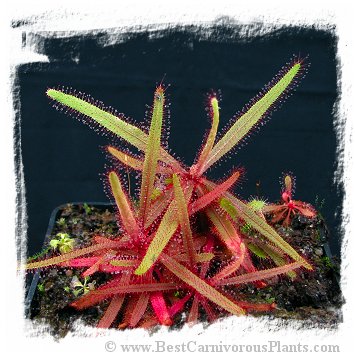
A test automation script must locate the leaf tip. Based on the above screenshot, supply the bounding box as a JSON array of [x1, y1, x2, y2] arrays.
[[46, 88, 58, 99]]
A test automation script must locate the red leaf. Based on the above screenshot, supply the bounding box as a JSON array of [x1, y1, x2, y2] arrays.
[[190, 171, 240, 215], [150, 292, 173, 326]]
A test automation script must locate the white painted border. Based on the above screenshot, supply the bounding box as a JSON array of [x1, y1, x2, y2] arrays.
[[2, 1, 353, 356]]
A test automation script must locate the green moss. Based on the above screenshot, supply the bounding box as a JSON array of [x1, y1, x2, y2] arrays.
[[56, 217, 66, 227], [37, 283, 45, 294], [321, 256, 334, 269], [83, 203, 92, 215]]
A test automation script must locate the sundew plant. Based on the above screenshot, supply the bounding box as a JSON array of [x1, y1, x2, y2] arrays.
[[25, 56, 317, 329]]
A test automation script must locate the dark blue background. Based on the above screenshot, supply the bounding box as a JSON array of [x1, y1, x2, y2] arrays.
[[16, 24, 341, 256]]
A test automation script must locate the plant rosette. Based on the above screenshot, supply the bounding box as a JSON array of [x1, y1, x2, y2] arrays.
[[23, 57, 342, 336]]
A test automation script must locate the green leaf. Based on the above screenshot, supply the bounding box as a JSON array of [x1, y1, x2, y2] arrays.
[[256, 242, 297, 279], [47, 89, 147, 150], [49, 239, 59, 249], [203, 62, 303, 170], [248, 243, 268, 259], [175, 252, 214, 263], [219, 193, 312, 270], [46, 88, 182, 171], [139, 86, 165, 223], [135, 185, 193, 276], [134, 203, 178, 275], [109, 259, 137, 267], [173, 174, 196, 265], [24, 241, 125, 270], [192, 96, 220, 175]]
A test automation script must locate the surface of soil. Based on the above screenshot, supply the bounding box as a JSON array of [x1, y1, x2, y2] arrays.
[[26, 203, 342, 338]]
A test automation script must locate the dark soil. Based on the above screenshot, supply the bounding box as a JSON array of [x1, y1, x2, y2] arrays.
[[26, 204, 342, 338]]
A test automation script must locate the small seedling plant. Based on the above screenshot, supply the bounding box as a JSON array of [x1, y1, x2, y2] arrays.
[[263, 173, 316, 226], [25, 57, 317, 329]]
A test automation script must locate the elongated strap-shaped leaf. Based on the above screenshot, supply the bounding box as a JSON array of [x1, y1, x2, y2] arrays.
[[167, 235, 208, 258], [175, 252, 214, 263], [161, 253, 245, 316], [47, 89, 147, 150], [108, 146, 172, 175], [82, 250, 116, 277], [60, 257, 99, 267], [169, 292, 192, 317], [194, 185, 243, 255], [129, 293, 150, 327], [25, 241, 123, 270], [109, 171, 139, 240], [188, 296, 200, 325], [119, 295, 138, 329], [247, 243, 268, 258], [92, 282, 179, 295], [253, 241, 284, 262], [256, 241, 297, 279], [189, 171, 240, 214], [205, 206, 242, 255], [108, 146, 144, 171], [150, 292, 172, 326], [46, 88, 182, 171], [293, 200, 317, 217], [99, 264, 135, 273], [139, 86, 165, 223], [144, 188, 173, 229], [135, 185, 193, 275], [199, 297, 218, 322], [137, 314, 159, 329], [238, 250, 267, 288], [192, 96, 220, 175], [209, 243, 246, 284], [94, 234, 129, 245], [216, 261, 302, 286], [219, 193, 312, 270], [262, 204, 286, 213], [109, 259, 138, 267], [203, 62, 303, 170], [200, 236, 215, 278], [135, 203, 178, 275], [173, 174, 196, 265], [97, 294, 125, 329], [97, 273, 131, 328]]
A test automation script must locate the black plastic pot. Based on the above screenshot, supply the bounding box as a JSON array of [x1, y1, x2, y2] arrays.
[[24, 202, 338, 318]]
